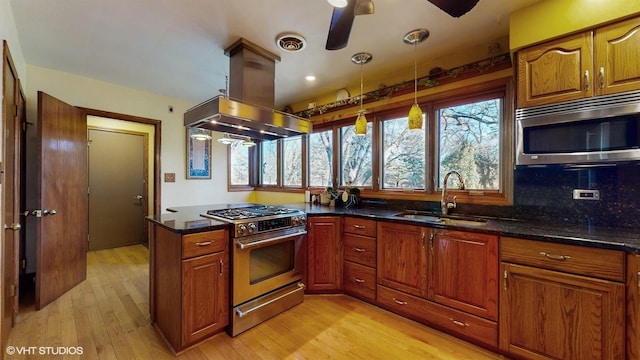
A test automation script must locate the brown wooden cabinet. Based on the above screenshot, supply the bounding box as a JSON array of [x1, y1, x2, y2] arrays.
[[517, 15, 640, 108], [377, 221, 428, 298], [307, 216, 343, 292], [627, 253, 640, 360], [150, 223, 229, 353], [343, 217, 376, 303], [500, 237, 625, 360], [429, 229, 498, 321]]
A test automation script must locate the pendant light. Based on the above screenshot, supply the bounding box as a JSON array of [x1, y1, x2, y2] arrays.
[[217, 133, 234, 145], [354, 0, 375, 15], [351, 52, 372, 136], [403, 29, 429, 130], [190, 128, 212, 141], [327, 0, 347, 8]]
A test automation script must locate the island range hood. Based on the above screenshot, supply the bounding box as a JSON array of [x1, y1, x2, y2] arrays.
[[184, 38, 312, 141]]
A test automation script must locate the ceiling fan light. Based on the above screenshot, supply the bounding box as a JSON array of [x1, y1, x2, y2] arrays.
[[328, 0, 348, 8], [354, 0, 374, 15], [217, 133, 234, 145], [191, 128, 212, 141], [408, 103, 423, 130], [355, 112, 367, 135]]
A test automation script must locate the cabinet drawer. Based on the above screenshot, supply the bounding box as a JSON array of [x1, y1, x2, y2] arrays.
[[501, 237, 624, 282], [377, 285, 498, 348], [344, 261, 376, 302], [343, 217, 376, 237], [344, 234, 376, 267], [183, 229, 227, 259]]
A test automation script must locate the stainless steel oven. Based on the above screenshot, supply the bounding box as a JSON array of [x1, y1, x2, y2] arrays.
[[202, 205, 306, 336]]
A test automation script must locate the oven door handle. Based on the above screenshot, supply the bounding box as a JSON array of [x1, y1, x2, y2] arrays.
[[236, 231, 307, 250], [236, 282, 306, 319]]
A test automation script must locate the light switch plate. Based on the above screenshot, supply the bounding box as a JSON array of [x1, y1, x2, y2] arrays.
[[164, 173, 176, 183]]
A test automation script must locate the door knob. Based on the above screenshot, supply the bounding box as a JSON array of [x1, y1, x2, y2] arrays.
[[43, 209, 57, 216], [133, 195, 143, 200], [4, 223, 21, 231]]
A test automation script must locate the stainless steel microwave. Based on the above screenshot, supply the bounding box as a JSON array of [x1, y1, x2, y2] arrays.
[[516, 91, 640, 166]]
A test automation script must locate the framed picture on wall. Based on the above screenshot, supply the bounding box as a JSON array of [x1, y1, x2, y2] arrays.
[[186, 128, 212, 179]]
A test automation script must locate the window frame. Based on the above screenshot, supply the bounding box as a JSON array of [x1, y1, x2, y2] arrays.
[[227, 141, 256, 192]]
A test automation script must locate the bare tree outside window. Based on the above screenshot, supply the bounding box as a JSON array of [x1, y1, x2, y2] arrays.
[[341, 123, 372, 187], [437, 98, 501, 190], [308, 130, 333, 187], [283, 137, 302, 187], [261, 140, 277, 185], [382, 117, 425, 189], [229, 141, 249, 185]]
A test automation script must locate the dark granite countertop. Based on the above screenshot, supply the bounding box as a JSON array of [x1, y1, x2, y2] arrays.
[[147, 202, 640, 253]]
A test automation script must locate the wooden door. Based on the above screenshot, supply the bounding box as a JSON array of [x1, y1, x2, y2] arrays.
[[88, 129, 146, 250], [376, 221, 427, 298], [429, 230, 498, 320], [517, 32, 593, 108], [595, 16, 640, 96], [35, 92, 88, 309], [307, 216, 342, 292], [182, 251, 228, 346], [1, 40, 22, 351], [500, 263, 625, 360]]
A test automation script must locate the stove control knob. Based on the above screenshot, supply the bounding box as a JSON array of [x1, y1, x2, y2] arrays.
[[292, 216, 301, 226], [248, 223, 257, 234], [299, 216, 306, 227], [237, 224, 247, 235]]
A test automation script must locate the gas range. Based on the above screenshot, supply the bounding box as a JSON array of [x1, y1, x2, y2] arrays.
[[201, 205, 306, 238]]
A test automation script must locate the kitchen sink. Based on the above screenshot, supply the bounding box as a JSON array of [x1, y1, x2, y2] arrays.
[[394, 212, 488, 226]]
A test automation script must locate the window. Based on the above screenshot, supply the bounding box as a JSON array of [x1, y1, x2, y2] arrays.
[[229, 141, 250, 186], [340, 123, 372, 187], [283, 137, 302, 187], [437, 97, 501, 190], [308, 130, 333, 187], [382, 116, 425, 189], [261, 140, 277, 186]]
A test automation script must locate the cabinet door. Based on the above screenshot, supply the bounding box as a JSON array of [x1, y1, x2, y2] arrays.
[[500, 263, 625, 360], [377, 222, 427, 298], [595, 16, 640, 96], [429, 230, 498, 320], [182, 252, 229, 346], [307, 217, 343, 292], [517, 32, 593, 108], [627, 253, 640, 360]]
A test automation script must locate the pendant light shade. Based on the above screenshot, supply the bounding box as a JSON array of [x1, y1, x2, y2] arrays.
[[403, 29, 429, 131], [351, 52, 373, 136], [191, 128, 212, 141], [354, 0, 375, 15], [327, 0, 347, 8], [217, 133, 234, 145]]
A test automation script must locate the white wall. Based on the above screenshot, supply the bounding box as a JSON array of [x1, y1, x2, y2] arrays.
[[25, 65, 253, 212]]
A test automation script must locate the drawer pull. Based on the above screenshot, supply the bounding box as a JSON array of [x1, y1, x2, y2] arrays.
[[352, 277, 365, 284], [353, 224, 366, 230], [392, 298, 407, 305], [353, 247, 365, 253], [540, 251, 571, 261], [451, 319, 468, 327], [195, 241, 212, 246]]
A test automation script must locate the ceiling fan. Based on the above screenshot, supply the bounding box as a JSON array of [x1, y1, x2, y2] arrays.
[[325, 0, 481, 50]]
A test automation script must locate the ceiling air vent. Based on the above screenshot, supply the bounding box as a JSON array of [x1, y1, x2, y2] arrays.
[[276, 33, 307, 52]]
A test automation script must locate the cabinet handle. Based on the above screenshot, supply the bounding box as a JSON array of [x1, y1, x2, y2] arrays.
[[353, 224, 365, 230], [503, 270, 508, 291], [584, 70, 590, 91], [219, 259, 224, 276], [353, 247, 365, 253], [352, 277, 365, 284], [451, 319, 469, 327], [540, 251, 571, 261], [429, 233, 434, 250], [599, 66, 605, 89], [196, 241, 212, 246], [392, 298, 408, 305], [421, 232, 426, 248]]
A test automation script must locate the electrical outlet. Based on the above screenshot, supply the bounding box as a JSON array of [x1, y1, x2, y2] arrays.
[[164, 173, 176, 182], [573, 189, 600, 200]]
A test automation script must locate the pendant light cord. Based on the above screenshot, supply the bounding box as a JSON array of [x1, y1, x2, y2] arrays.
[[413, 42, 418, 104], [360, 62, 364, 113]]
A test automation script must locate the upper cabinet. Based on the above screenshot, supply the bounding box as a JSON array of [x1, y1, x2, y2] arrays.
[[517, 16, 640, 108]]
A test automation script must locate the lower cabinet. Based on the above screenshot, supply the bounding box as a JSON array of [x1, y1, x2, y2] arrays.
[[307, 216, 343, 292], [150, 223, 229, 353], [500, 237, 625, 360], [343, 217, 377, 303]]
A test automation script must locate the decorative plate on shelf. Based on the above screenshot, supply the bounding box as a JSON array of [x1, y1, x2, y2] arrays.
[[336, 88, 350, 101]]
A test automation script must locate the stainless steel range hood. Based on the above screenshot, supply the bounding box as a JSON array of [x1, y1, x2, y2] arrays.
[[184, 38, 312, 141]]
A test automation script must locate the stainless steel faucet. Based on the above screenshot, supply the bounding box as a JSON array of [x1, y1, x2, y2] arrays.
[[441, 170, 465, 215]]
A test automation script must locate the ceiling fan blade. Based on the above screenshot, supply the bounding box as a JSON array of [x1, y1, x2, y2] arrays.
[[325, 0, 356, 51], [426, 0, 480, 17]]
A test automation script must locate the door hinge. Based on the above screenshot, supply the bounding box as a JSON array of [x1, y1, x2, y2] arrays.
[[429, 233, 434, 250], [503, 270, 508, 291], [219, 259, 224, 276], [637, 271, 640, 288], [21, 258, 26, 270], [8, 284, 16, 297]]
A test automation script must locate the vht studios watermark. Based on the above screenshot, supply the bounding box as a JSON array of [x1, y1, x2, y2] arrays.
[[6, 346, 84, 356]]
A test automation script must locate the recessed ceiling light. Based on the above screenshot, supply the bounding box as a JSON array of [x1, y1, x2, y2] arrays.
[[305, 75, 316, 81]]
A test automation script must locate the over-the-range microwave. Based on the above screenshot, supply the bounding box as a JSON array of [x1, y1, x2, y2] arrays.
[[516, 90, 640, 166]]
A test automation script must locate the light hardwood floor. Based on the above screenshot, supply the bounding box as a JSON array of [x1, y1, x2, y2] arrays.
[[7, 245, 507, 359]]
